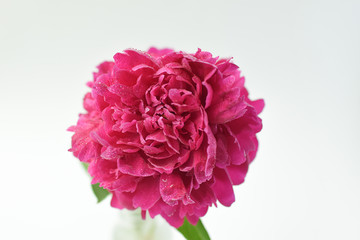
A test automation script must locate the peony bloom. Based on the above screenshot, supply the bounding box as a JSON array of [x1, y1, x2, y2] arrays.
[[69, 48, 264, 227]]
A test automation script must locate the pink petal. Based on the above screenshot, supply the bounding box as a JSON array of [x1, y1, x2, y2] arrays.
[[203, 111, 217, 177], [160, 207, 183, 228], [132, 177, 160, 209], [251, 99, 265, 114], [186, 214, 200, 225], [117, 153, 155, 177], [148, 199, 176, 219], [211, 168, 235, 207], [113, 69, 137, 86], [110, 175, 138, 192], [226, 163, 248, 185], [160, 173, 187, 205], [147, 47, 174, 58], [191, 182, 217, 206], [113, 49, 159, 70], [147, 157, 177, 174], [111, 191, 135, 210]]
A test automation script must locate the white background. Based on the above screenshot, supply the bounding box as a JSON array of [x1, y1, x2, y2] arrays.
[[0, 0, 359, 239]]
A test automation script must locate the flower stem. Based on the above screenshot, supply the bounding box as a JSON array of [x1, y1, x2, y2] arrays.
[[177, 218, 211, 240]]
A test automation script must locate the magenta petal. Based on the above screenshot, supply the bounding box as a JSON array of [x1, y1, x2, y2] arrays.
[[110, 192, 122, 209], [108, 83, 138, 106], [207, 92, 247, 124], [223, 125, 246, 166], [118, 154, 155, 177], [101, 146, 122, 160], [191, 182, 216, 206], [113, 49, 159, 70], [110, 175, 138, 192], [211, 168, 235, 207], [160, 173, 186, 205], [148, 157, 177, 174], [251, 99, 265, 114], [186, 214, 200, 225], [215, 136, 230, 168], [113, 69, 137, 86], [90, 127, 117, 147], [147, 47, 174, 58], [193, 149, 208, 184], [148, 200, 176, 219], [160, 207, 184, 228], [248, 136, 259, 162], [202, 81, 213, 109], [188, 60, 217, 82], [227, 106, 263, 135], [146, 130, 167, 142], [76, 140, 99, 163], [203, 110, 216, 177], [227, 163, 248, 185], [111, 191, 135, 210], [94, 61, 115, 78], [88, 157, 117, 188], [132, 177, 160, 209], [216, 61, 239, 76], [147, 201, 162, 218]]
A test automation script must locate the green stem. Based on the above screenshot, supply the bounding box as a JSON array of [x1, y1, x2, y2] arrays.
[[177, 218, 211, 240]]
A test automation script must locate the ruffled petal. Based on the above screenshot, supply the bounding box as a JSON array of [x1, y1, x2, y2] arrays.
[[211, 168, 235, 207], [132, 177, 160, 209], [160, 173, 187, 205]]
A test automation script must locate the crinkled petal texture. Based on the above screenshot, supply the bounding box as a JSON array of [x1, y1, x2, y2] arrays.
[[69, 48, 264, 228]]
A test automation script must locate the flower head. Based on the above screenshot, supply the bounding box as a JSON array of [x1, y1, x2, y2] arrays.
[[69, 47, 264, 227]]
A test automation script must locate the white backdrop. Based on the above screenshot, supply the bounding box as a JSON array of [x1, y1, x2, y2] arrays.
[[0, 0, 359, 239]]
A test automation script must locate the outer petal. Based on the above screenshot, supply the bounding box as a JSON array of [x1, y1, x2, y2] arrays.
[[147, 47, 174, 58], [160, 173, 187, 205], [132, 177, 160, 209], [113, 49, 159, 70], [226, 163, 248, 185], [110, 175, 139, 192], [68, 113, 101, 163], [117, 153, 156, 177], [207, 75, 248, 124], [111, 191, 135, 210], [160, 206, 184, 228], [211, 168, 235, 207], [251, 99, 265, 114], [93, 61, 115, 81]]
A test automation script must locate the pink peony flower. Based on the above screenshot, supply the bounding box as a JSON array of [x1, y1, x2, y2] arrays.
[[69, 47, 264, 227]]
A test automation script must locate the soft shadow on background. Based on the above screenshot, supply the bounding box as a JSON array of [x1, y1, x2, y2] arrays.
[[0, 0, 359, 239]]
